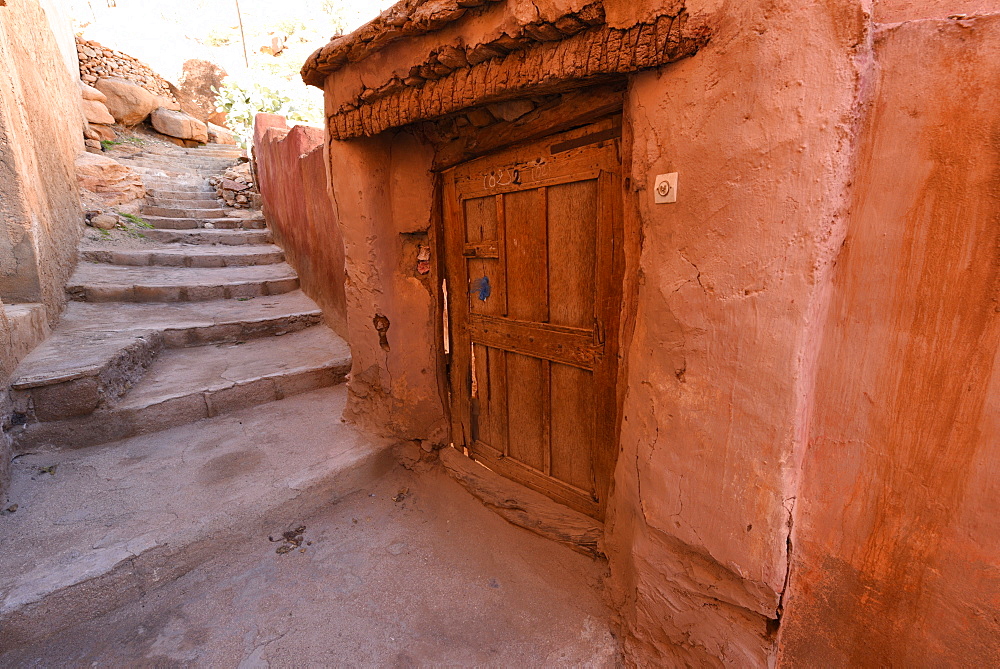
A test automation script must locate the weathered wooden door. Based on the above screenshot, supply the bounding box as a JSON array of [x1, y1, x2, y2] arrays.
[[443, 120, 623, 520]]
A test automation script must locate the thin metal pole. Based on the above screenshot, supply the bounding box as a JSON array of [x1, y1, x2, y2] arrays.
[[235, 0, 249, 68]]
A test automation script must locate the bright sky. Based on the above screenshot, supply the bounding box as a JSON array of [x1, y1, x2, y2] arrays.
[[65, 0, 394, 81]]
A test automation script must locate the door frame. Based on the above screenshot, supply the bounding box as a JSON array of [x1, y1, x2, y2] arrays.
[[439, 117, 626, 519]]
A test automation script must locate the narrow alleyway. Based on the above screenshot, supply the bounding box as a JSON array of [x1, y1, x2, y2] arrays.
[[0, 145, 616, 664]]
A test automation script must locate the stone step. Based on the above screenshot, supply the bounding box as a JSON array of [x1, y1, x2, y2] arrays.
[[81, 243, 284, 268], [127, 164, 218, 179], [130, 153, 234, 164], [4, 304, 49, 371], [132, 166, 225, 179], [143, 228, 272, 245], [146, 197, 222, 210], [8, 291, 324, 429], [121, 153, 236, 169], [140, 215, 265, 231], [133, 153, 236, 167], [142, 205, 230, 218], [146, 189, 217, 200], [144, 146, 244, 158], [66, 262, 298, 303], [142, 178, 215, 190], [12, 325, 351, 450], [0, 385, 392, 650]]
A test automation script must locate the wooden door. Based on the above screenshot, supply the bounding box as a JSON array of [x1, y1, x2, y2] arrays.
[[442, 120, 623, 520]]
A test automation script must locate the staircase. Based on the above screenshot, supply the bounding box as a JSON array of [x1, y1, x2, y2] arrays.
[[0, 144, 391, 649], [10, 144, 348, 450]]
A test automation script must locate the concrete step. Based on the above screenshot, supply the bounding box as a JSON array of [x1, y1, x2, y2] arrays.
[[141, 215, 266, 230], [81, 243, 284, 268], [144, 228, 272, 245], [146, 197, 223, 210], [0, 385, 391, 650], [12, 325, 351, 450], [8, 291, 324, 428], [66, 262, 298, 303]]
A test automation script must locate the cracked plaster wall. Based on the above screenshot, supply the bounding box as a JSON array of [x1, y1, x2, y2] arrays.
[[0, 0, 84, 500], [777, 9, 1000, 666], [603, 0, 868, 663], [0, 0, 84, 315], [326, 128, 449, 443], [316, 0, 1000, 664]]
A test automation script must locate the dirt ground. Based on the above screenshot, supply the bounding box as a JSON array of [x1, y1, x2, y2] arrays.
[[2, 458, 620, 667]]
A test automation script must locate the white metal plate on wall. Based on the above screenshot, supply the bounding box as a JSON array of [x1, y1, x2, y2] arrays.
[[654, 173, 678, 204]]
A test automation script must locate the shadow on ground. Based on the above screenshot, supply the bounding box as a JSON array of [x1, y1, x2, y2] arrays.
[[3, 451, 619, 666]]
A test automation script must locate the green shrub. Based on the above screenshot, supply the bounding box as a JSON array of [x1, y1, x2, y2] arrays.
[[213, 74, 323, 148]]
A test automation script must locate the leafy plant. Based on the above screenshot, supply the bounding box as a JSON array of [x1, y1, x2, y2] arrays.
[[273, 19, 308, 36], [100, 139, 122, 151], [203, 27, 236, 47], [213, 74, 323, 148], [119, 212, 152, 228], [117, 212, 153, 238]]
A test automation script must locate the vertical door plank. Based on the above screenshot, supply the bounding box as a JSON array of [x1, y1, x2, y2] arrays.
[[488, 345, 510, 456], [496, 194, 509, 317], [464, 196, 505, 317], [592, 170, 623, 513], [550, 363, 597, 494], [472, 343, 509, 456], [442, 171, 472, 448], [504, 188, 549, 322], [547, 180, 598, 329], [505, 351, 546, 472]]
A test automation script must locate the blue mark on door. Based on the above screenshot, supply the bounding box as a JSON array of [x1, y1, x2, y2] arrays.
[[471, 276, 491, 301]]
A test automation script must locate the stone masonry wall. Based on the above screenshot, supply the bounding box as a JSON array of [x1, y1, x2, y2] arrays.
[[76, 37, 176, 101]]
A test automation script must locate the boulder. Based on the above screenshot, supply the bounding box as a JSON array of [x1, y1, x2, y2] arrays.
[[95, 77, 159, 126], [175, 59, 227, 124], [150, 107, 208, 143], [82, 99, 115, 125], [89, 213, 118, 230], [85, 123, 117, 141], [75, 152, 145, 208], [79, 82, 107, 104], [207, 122, 237, 145], [208, 111, 228, 128], [156, 96, 182, 112]]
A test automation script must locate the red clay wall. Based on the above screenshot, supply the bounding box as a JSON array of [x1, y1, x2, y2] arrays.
[[778, 13, 1000, 665], [254, 114, 347, 337], [324, 129, 449, 442], [312, 0, 1000, 665], [602, 0, 866, 662]]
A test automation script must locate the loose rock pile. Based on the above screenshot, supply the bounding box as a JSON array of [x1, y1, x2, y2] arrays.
[[76, 37, 175, 101], [209, 162, 258, 209]]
